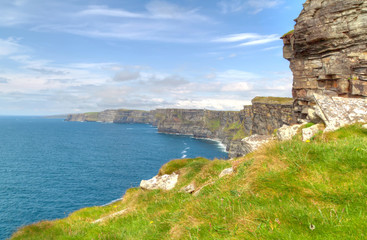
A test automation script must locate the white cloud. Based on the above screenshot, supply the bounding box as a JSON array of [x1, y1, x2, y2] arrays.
[[222, 82, 251, 91], [113, 70, 141, 82], [78, 5, 144, 18], [218, 0, 283, 14], [214, 33, 280, 47], [176, 98, 251, 110], [213, 33, 261, 42], [238, 35, 280, 46], [77, 1, 208, 22]]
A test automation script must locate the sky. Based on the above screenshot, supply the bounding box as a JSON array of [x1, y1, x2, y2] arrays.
[[0, 0, 305, 115]]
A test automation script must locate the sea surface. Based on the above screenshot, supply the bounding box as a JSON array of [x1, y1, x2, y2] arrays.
[[0, 117, 227, 239]]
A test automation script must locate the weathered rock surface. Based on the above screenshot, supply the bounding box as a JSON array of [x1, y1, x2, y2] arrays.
[[302, 124, 321, 141], [140, 173, 179, 191], [241, 135, 273, 154], [277, 124, 303, 141], [283, 0, 367, 119], [219, 167, 234, 178], [251, 97, 296, 135], [155, 109, 246, 150], [313, 94, 367, 132]]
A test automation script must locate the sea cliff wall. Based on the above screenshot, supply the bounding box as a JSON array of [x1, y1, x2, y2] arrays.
[[66, 97, 295, 158], [283, 0, 367, 119]]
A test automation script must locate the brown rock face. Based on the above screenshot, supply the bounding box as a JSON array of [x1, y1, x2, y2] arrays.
[[283, 0, 367, 119]]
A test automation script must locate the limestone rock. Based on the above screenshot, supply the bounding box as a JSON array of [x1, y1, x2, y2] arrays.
[[219, 167, 233, 178], [140, 173, 179, 191], [242, 135, 272, 154], [302, 124, 320, 142], [307, 108, 322, 123], [181, 183, 195, 194], [313, 94, 367, 132], [277, 124, 303, 141]]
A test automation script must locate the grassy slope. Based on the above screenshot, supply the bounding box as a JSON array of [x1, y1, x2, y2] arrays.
[[11, 124, 367, 240]]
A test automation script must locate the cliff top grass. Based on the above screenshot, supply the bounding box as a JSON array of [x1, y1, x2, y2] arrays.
[[84, 112, 99, 121], [282, 29, 294, 38], [11, 124, 367, 240], [252, 96, 294, 105]]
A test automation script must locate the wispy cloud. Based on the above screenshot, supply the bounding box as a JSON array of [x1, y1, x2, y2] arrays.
[[78, 1, 208, 22], [30, 1, 211, 42], [0, 38, 23, 56], [78, 5, 144, 18], [218, 0, 284, 14], [113, 69, 141, 82], [214, 33, 280, 47]]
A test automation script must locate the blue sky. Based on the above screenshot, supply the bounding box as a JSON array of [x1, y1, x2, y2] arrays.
[[0, 0, 305, 115]]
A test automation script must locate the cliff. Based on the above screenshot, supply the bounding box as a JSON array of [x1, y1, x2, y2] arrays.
[[251, 97, 296, 135], [283, 0, 367, 119], [65, 97, 295, 158], [65, 109, 156, 124]]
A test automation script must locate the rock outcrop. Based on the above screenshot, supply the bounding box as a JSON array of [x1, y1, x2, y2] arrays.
[[140, 172, 179, 191], [276, 124, 304, 141], [283, 0, 367, 119], [313, 93, 367, 132]]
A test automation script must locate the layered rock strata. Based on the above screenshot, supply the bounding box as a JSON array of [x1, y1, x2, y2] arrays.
[[283, 0, 367, 119]]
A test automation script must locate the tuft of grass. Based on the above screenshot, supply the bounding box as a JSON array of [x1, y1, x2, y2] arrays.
[[11, 124, 367, 240]]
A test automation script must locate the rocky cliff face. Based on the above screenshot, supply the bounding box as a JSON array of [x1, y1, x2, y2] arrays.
[[65, 97, 296, 158], [283, 0, 367, 119], [155, 109, 246, 149], [251, 97, 296, 135], [66, 110, 156, 124]]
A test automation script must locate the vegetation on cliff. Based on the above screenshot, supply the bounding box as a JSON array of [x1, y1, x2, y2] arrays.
[[11, 124, 367, 239], [252, 96, 294, 105]]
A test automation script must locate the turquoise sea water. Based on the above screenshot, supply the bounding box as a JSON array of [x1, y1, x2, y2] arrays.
[[0, 117, 227, 239]]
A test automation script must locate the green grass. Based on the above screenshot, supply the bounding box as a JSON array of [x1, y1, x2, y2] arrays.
[[282, 29, 294, 38], [252, 96, 294, 105], [84, 112, 99, 121], [11, 124, 367, 240], [224, 121, 247, 140], [206, 119, 221, 133]]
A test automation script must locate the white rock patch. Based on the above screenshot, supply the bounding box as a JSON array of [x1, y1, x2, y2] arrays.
[[140, 173, 179, 191]]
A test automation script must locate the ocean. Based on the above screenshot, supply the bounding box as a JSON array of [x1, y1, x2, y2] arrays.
[[0, 117, 227, 239]]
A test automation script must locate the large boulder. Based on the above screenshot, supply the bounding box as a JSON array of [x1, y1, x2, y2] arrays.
[[313, 94, 367, 132]]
